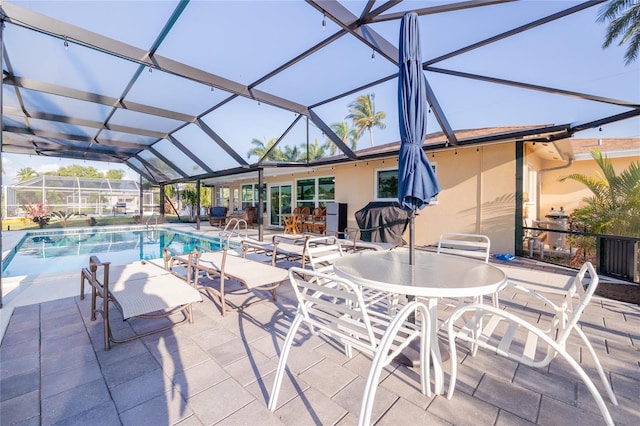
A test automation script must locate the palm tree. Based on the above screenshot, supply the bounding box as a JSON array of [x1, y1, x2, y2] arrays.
[[597, 0, 640, 65], [560, 150, 640, 236], [247, 137, 285, 161], [300, 138, 330, 161], [17, 167, 38, 182], [346, 94, 386, 147], [280, 145, 301, 162], [327, 122, 359, 155]]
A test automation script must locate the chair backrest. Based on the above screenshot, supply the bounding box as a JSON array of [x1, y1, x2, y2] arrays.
[[437, 232, 490, 263], [288, 267, 376, 352], [300, 206, 311, 216], [305, 235, 344, 273], [210, 206, 228, 217], [556, 261, 599, 344]]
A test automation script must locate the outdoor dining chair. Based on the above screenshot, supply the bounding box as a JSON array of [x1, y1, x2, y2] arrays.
[[436, 232, 497, 307], [305, 236, 390, 308], [268, 267, 431, 426], [446, 261, 618, 425], [283, 214, 298, 235], [304, 235, 345, 273], [302, 207, 326, 234]]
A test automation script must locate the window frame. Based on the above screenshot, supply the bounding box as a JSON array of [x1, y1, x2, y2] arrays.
[[375, 164, 438, 204], [295, 175, 335, 209]]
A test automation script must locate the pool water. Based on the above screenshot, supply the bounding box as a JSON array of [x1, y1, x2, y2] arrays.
[[2, 227, 225, 278]]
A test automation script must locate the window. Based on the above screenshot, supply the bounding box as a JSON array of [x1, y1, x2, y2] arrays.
[[241, 183, 266, 211], [296, 176, 335, 209], [375, 165, 438, 204], [376, 169, 398, 200], [215, 186, 230, 208]]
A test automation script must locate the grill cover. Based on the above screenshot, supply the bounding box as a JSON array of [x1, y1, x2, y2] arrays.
[[354, 202, 409, 246]]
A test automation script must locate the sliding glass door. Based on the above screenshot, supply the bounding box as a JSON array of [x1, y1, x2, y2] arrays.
[[269, 184, 292, 227]]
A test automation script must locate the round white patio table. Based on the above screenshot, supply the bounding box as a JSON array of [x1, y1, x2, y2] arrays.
[[333, 250, 507, 394]]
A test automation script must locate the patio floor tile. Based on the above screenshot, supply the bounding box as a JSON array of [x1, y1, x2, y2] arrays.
[[0, 389, 40, 424], [187, 377, 254, 425], [41, 379, 111, 424], [1, 254, 639, 425], [120, 389, 192, 426]]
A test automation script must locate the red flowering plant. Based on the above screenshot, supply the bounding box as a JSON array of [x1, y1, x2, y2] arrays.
[[23, 203, 51, 228]]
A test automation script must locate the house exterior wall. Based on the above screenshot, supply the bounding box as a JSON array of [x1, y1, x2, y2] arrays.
[[209, 138, 637, 256], [539, 154, 639, 220], [216, 144, 519, 254]]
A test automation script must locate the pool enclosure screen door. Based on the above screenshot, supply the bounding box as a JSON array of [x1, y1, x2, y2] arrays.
[[269, 184, 292, 227]]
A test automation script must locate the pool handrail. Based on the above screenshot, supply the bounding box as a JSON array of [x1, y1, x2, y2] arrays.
[[145, 213, 159, 229], [219, 218, 248, 248]]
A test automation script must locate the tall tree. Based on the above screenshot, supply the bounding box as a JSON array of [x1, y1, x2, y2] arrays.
[[597, 0, 640, 65], [47, 164, 103, 178], [300, 138, 330, 161], [17, 167, 38, 182], [281, 145, 301, 162], [560, 150, 640, 236], [346, 94, 386, 147], [105, 169, 125, 179], [247, 137, 285, 161], [327, 122, 359, 155]]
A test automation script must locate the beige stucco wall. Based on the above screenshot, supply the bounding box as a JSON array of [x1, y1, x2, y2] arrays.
[[332, 144, 517, 254], [538, 155, 639, 220], [215, 144, 520, 254]]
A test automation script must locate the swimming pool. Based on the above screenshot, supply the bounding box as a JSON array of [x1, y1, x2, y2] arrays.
[[2, 226, 227, 278]]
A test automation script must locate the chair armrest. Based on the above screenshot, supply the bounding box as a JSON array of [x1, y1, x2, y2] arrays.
[[506, 281, 561, 312], [241, 240, 278, 265], [88, 255, 111, 289]]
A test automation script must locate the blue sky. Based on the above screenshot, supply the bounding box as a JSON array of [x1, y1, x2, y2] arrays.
[[2, 0, 638, 185]]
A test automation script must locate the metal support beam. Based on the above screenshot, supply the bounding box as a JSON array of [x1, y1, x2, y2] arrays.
[[160, 184, 166, 219], [166, 135, 214, 174], [139, 174, 144, 218], [125, 161, 156, 185], [258, 168, 264, 241], [308, 110, 358, 160], [515, 140, 524, 256], [196, 179, 201, 231], [0, 18, 4, 309], [195, 119, 248, 166]]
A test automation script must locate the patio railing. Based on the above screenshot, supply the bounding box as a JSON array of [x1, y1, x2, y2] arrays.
[[522, 225, 640, 284]]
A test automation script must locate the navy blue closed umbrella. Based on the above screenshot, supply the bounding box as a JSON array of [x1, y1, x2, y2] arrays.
[[398, 12, 441, 265]]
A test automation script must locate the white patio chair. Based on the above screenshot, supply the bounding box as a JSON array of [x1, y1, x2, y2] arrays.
[[446, 261, 617, 426], [437, 232, 497, 307], [305, 235, 391, 308], [304, 235, 345, 274], [437, 232, 491, 262], [268, 267, 431, 426]]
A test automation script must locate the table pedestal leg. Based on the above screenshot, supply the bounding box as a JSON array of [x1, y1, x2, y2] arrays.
[[394, 298, 448, 394]]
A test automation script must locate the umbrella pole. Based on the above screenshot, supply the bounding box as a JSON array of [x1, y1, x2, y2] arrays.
[[409, 209, 415, 265]]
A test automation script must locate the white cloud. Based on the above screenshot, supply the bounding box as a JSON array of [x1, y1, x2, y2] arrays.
[[2, 156, 17, 184]]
